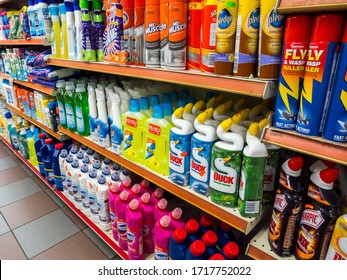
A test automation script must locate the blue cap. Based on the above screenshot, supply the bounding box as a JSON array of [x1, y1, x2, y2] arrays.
[[70, 145, 78, 154], [80, 144, 88, 151], [48, 101, 56, 110], [182, 89, 189, 99], [81, 163, 89, 173], [26, 130, 33, 138], [111, 171, 119, 181], [140, 97, 150, 110], [205, 92, 215, 103], [171, 91, 179, 103], [73, 0, 80, 10], [187, 96, 196, 104], [59, 3, 66, 14], [64, 0, 74, 12], [82, 155, 90, 164], [93, 152, 101, 161], [86, 148, 94, 155], [162, 93, 171, 104], [177, 99, 187, 108], [129, 99, 140, 112], [112, 162, 121, 171], [4, 111, 12, 119], [150, 95, 160, 108], [93, 160, 101, 169], [98, 174, 106, 184], [153, 104, 164, 119], [72, 159, 79, 168], [163, 102, 173, 117], [49, 5, 59, 16], [122, 168, 130, 176], [89, 169, 97, 179], [60, 149, 69, 158], [102, 166, 110, 175], [77, 151, 84, 160], [66, 154, 74, 163], [103, 157, 112, 165]]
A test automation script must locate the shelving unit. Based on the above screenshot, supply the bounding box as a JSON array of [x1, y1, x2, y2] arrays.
[[47, 58, 277, 99], [59, 126, 270, 235], [277, 0, 347, 13], [0, 38, 51, 46], [6, 104, 69, 141]]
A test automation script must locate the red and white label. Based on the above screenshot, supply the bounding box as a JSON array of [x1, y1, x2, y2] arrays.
[[300, 209, 324, 229], [149, 124, 161, 136], [126, 117, 138, 128], [273, 194, 287, 212]]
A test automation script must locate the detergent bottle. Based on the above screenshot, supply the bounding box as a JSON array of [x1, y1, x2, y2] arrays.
[[27, 130, 38, 167], [151, 187, 164, 205], [70, 159, 82, 209], [64, 82, 77, 132], [216, 221, 237, 250], [35, 133, 47, 177], [144, 104, 173, 175], [80, 163, 91, 216], [101, 166, 112, 187], [110, 91, 123, 154], [88, 83, 98, 141], [185, 218, 200, 244], [96, 175, 111, 230], [120, 167, 131, 182], [92, 160, 102, 176], [122, 99, 148, 164], [59, 2, 69, 59], [108, 182, 121, 240], [140, 96, 152, 118], [64, 154, 74, 198], [18, 128, 29, 160], [59, 149, 69, 195], [163, 102, 173, 125], [185, 239, 206, 260], [64, 0, 76, 59], [169, 227, 189, 260], [73, 0, 82, 60], [52, 143, 64, 191], [199, 213, 214, 236], [169, 207, 185, 230], [96, 87, 111, 148], [41, 138, 55, 185], [80, 0, 96, 61], [74, 84, 90, 136], [190, 108, 218, 196], [88, 168, 99, 223], [238, 122, 268, 217], [154, 198, 170, 224], [56, 80, 66, 128], [221, 241, 240, 260], [210, 115, 244, 207], [202, 230, 219, 259], [49, 1, 61, 58], [138, 179, 153, 196], [129, 184, 142, 201], [126, 199, 144, 260], [139, 192, 155, 254], [169, 107, 195, 187], [154, 215, 174, 260], [325, 214, 347, 260], [119, 177, 132, 193], [116, 190, 130, 251]]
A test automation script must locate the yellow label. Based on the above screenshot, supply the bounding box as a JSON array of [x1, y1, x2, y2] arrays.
[[216, 1, 238, 40], [239, 0, 259, 39], [261, 0, 284, 39]]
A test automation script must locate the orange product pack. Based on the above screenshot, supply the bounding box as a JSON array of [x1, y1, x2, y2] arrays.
[[145, 0, 161, 67], [168, 0, 188, 70], [160, 0, 170, 69], [134, 0, 146, 66], [187, 0, 202, 69], [200, 0, 217, 73], [122, 0, 135, 64]]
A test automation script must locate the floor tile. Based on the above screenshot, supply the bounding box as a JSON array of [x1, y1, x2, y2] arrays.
[[0, 232, 27, 260], [13, 209, 80, 259], [0, 191, 59, 229], [0, 213, 10, 235], [0, 165, 29, 187], [32, 175, 49, 190], [0, 177, 41, 208], [61, 206, 88, 230], [83, 228, 117, 259], [45, 189, 65, 208], [20, 163, 36, 177], [0, 156, 18, 171], [32, 232, 108, 260], [0, 146, 9, 158]]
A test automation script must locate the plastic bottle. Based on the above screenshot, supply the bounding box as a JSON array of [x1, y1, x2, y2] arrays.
[[41, 138, 55, 185], [122, 0, 134, 64], [93, 0, 105, 61], [185, 239, 206, 260], [186, 0, 201, 69], [88, 168, 99, 222], [163, 102, 173, 124], [154, 215, 174, 260], [64, 154, 74, 198], [115, 190, 130, 251], [52, 143, 64, 191], [120, 167, 131, 182], [64, 0, 76, 59], [169, 207, 185, 230], [210, 116, 244, 207], [109, 182, 121, 240], [295, 168, 341, 260], [214, 0, 238, 75], [18, 128, 29, 160], [59, 149, 69, 195], [126, 199, 144, 260], [169, 227, 189, 260], [221, 241, 239, 259], [209, 253, 225, 260], [80, 0, 96, 61], [74, 84, 90, 136], [27, 0, 37, 37], [154, 198, 170, 224], [36, 0, 49, 36], [199, 213, 214, 235], [144, 104, 173, 175], [129, 184, 142, 201], [87, 84, 98, 141], [69, 144, 79, 161], [238, 122, 268, 217], [96, 87, 111, 148], [138, 179, 152, 196], [80, 163, 90, 216], [190, 108, 218, 195], [268, 156, 305, 257], [185, 218, 200, 244], [151, 187, 164, 205], [140, 97, 152, 118], [64, 82, 77, 132], [202, 230, 219, 259], [119, 177, 132, 193], [59, 2, 69, 59], [133, 0, 145, 65], [97, 175, 111, 230], [49, 1, 61, 58], [139, 192, 155, 254], [145, 0, 161, 67], [69, 159, 82, 208], [325, 214, 347, 260], [216, 221, 236, 250], [55, 80, 66, 128], [27, 130, 38, 167]]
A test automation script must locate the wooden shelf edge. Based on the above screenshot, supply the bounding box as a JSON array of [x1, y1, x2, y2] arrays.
[[0, 135, 129, 260], [277, 3, 347, 14], [262, 127, 347, 166], [6, 104, 69, 141], [0, 72, 10, 79], [59, 126, 269, 234], [13, 80, 54, 95], [0, 38, 50, 46], [48, 58, 275, 99]]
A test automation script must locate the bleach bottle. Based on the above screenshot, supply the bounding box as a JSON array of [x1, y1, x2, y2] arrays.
[[96, 87, 111, 148], [154, 198, 170, 224], [138, 179, 153, 196], [190, 108, 218, 196], [129, 184, 142, 201], [120, 177, 132, 193], [144, 104, 173, 175], [169, 107, 195, 187], [35, 133, 47, 177], [221, 241, 240, 260], [139, 192, 155, 254], [88, 168, 99, 223], [216, 221, 236, 250], [185, 218, 200, 244], [52, 143, 64, 191], [110, 91, 123, 154], [70, 159, 82, 209], [169, 227, 189, 260], [101, 166, 112, 187], [202, 230, 219, 259], [96, 175, 111, 230], [88, 83, 98, 142], [80, 163, 90, 216], [209, 115, 244, 208], [109, 182, 121, 240], [126, 199, 144, 260], [185, 240, 206, 260], [41, 138, 55, 185], [154, 215, 174, 260], [151, 187, 164, 205], [59, 149, 69, 196], [199, 213, 214, 236], [169, 207, 185, 230], [64, 154, 74, 200], [115, 190, 130, 251], [238, 122, 268, 217]]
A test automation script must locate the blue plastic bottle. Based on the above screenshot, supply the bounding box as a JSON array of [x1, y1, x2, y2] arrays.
[[199, 213, 214, 236], [216, 221, 236, 250], [41, 138, 55, 185], [185, 219, 200, 245], [202, 230, 219, 259], [169, 227, 189, 260], [52, 143, 64, 191], [35, 133, 47, 177], [185, 240, 206, 260]]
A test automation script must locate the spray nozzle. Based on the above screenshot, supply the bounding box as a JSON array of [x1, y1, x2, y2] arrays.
[[174, 107, 184, 118], [184, 103, 193, 114], [220, 118, 233, 132], [197, 108, 213, 124]]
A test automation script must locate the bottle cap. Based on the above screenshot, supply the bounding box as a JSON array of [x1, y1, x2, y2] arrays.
[[60, 149, 68, 158], [171, 91, 178, 103], [287, 156, 304, 175], [150, 95, 160, 108], [153, 187, 163, 198], [77, 151, 84, 160], [111, 171, 119, 181], [111, 162, 121, 171], [129, 99, 140, 112], [219, 221, 233, 232], [140, 179, 150, 189], [129, 199, 139, 210], [185, 219, 199, 234], [122, 168, 130, 176], [102, 166, 110, 176], [48, 101, 56, 110], [80, 144, 87, 151], [172, 228, 187, 243], [189, 240, 206, 257], [103, 157, 112, 165], [159, 215, 171, 228], [44, 138, 53, 144], [177, 99, 187, 108], [200, 213, 214, 228], [123, 177, 132, 187], [153, 104, 164, 119], [209, 253, 225, 260], [222, 242, 240, 259], [72, 159, 79, 168], [86, 148, 95, 155], [93, 160, 101, 169], [119, 190, 129, 201], [171, 207, 183, 220], [310, 13, 345, 43], [319, 168, 340, 190], [157, 198, 168, 210], [80, 163, 89, 173], [82, 155, 90, 164], [56, 80, 66, 89], [140, 96, 150, 110], [110, 182, 120, 193], [202, 231, 218, 247], [39, 133, 46, 139], [284, 15, 313, 43], [342, 23, 347, 43], [141, 192, 151, 204], [89, 168, 97, 179], [55, 143, 63, 150], [163, 102, 173, 117], [70, 145, 78, 153], [131, 184, 141, 194]]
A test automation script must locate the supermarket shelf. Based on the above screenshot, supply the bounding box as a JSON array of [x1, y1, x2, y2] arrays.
[[59, 126, 269, 235], [245, 224, 295, 260], [48, 58, 277, 99], [261, 126, 347, 166], [0, 135, 129, 260], [6, 103, 69, 141], [277, 0, 347, 13], [0, 38, 51, 46], [0, 72, 9, 80]]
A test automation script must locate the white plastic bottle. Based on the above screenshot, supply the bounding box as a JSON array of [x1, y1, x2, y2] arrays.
[[110, 91, 123, 154], [88, 168, 99, 223], [73, 0, 82, 60], [79, 163, 90, 216], [88, 83, 98, 142], [27, 0, 37, 37], [59, 149, 69, 196], [64, 0, 76, 59], [96, 87, 111, 148], [64, 154, 74, 200], [70, 159, 82, 209], [96, 174, 111, 230], [36, 0, 49, 37]]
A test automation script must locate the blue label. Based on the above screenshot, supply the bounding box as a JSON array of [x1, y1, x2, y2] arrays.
[[65, 104, 76, 129], [110, 123, 123, 154], [58, 101, 66, 125], [97, 119, 110, 147], [76, 106, 85, 133], [268, 9, 284, 28], [218, 9, 232, 29], [249, 8, 260, 29]]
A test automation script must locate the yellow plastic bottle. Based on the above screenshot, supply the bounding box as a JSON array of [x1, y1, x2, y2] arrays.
[[122, 99, 148, 164], [144, 104, 173, 175], [59, 3, 69, 59], [49, 3, 61, 58]]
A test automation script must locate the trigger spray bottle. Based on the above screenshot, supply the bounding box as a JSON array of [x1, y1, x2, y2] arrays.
[[96, 87, 111, 148]]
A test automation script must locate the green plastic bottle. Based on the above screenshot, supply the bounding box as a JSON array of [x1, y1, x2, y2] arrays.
[[56, 80, 67, 128], [74, 84, 90, 136], [18, 128, 29, 160], [64, 81, 77, 132]]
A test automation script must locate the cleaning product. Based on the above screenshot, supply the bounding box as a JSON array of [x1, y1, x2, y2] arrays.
[[74, 0, 82, 60], [122, 0, 134, 64], [59, 149, 69, 195], [96, 87, 111, 148], [154, 198, 170, 224], [96, 175, 111, 230], [129, 184, 142, 201], [190, 108, 218, 196], [88, 83, 98, 141], [126, 199, 144, 260], [88, 168, 99, 222], [52, 143, 64, 191], [237, 122, 268, 217], [115, 190, 130, 251], [108, 182, 121, 239], [163, 102, 173, 124], [74, 84, 90, 136], [169, 207, 185, 230], [140, 97, 152, 118], [56, 81, 66, 128], [80, 163, 90, 216], [80, 0, 96, 61], [209, 253, 225, 260], [185, 218, 200, 244], [64, 0, 76, 59], [325, 214, 347, 260], [122, 99, 148, 164], [64, 82, 77, 132], [154, 215, 174, 260], [273, 15, 313, 130], [216, 221, 236, 250], [209, 116, 244, 207], [296, 13, 345, 136], [144, 104, 173, 175], [119, 177, 132, 193], [151, 187, 164, 205], [145, 0, 161, 67], [187, 0, 201, 69], [214, 0, 238, 75], [185, 239, 206, 260], [59, 2, 69, 59], [221, 241, 239, 259], [27, 130, 38, 167], [120, 167, 131, 182], [169, 107, 195, 187], [27, 0, 36, 37], [18, 128, 29, 160], [322, 22, 347, 142], [202, 230, 219, 259], [71, 159, 83, 209], [49, 2, 61, 58], [199, 213, 214, 235], [64, 154, 74, 198], [160, 0, 169, 69], [109, 91, 123, 154], [268, 156, 305, 257], [41, 138, 55, 185], [93, 0, 105, 61], [36, 0, 49, 36], [139, 192, 155, 254], [169, 227, 189, 260], [92, 159, 102, 176], [294, 167, 341, 260], [138, 179, 152, 195], [134, 0, 145, 66]]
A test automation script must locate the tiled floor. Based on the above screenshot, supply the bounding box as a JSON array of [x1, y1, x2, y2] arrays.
[[0, 140, 122, 260]]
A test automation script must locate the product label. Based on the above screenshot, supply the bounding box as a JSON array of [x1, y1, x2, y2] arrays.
[[126, 117, 138, 128], [148, 124, 161, 136], [104, 4, 123, 62], [72, 183, 82, 203], [89, 193, 98, 215], [117, 218, 127, 243], [65, 104, 76, 129], [145, 4, 161, 67], [155, 246, 169, 260], [76, 106, 85, 133], [145, 138, 156, 160], [58, 101, 66, 125], [123, 130, 133, 151], [187, 1, 202, 69], [81, 188, 89, 209], [98, 199, 110, 223], [127, 226, 144, 257]]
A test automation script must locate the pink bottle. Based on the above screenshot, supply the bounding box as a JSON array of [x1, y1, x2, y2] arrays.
[[151, 187, 164, 205], [154, 198, 170, 224], [126, 199, 144, 260], [139, 179, 153, 196], [108, 182, 121, 241], [115, 190, 130, 251], [169, 207, 185, 230], [139, 192, 155, 254], [154, 215, 174, 260], [119, 177, 132, 192], [129, 183, 141, 201]]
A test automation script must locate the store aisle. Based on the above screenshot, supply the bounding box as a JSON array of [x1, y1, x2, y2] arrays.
[[0, 141, 122, 260]]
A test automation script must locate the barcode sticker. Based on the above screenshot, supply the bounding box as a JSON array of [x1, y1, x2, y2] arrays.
[[245, 200, 260, 214], [209, 23, 216, 47], [207, 52, 215, 67]]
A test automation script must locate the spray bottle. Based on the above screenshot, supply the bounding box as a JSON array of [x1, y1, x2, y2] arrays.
[[93, 0, 105, 61], [74, 0, 83, 60], [80, 0, 96, 61], [96, 87, 111, 148], [134, 0, 145, 66], [88, 83, 98, 141], [59, 2, 69, 59], [64, 0, 76, 59], [75, 84, 90, 136], [110, 91, 123, 154]]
